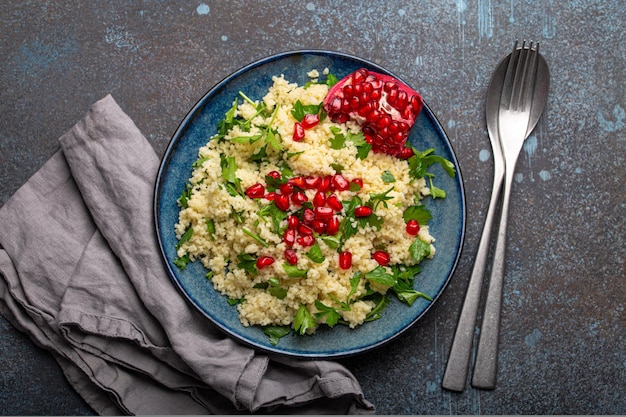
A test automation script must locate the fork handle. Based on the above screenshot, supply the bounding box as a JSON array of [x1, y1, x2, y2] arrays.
[[442, 172, 503, 391], [471, 171, 514, 389]]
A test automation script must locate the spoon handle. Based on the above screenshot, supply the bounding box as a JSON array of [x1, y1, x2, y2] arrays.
[[471, 168, 514, 389], [442, 170, 503, 391]]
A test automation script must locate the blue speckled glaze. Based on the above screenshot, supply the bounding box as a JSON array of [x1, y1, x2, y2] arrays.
[[154, 50, 466, 358]]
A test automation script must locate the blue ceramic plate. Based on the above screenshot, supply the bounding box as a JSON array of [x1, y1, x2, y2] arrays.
[[154, 50, 465, 358]]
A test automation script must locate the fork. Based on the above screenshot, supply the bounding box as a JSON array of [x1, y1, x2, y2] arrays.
[[471, 40, 540, 389]]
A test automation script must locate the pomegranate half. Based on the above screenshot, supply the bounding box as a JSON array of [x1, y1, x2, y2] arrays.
[[323, 68, 423, 156]]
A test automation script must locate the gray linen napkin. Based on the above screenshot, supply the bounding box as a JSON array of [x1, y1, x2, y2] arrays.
[[0, 95, 375, 415]]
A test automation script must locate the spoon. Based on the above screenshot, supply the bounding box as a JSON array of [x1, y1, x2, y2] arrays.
[[442, 47, 549, 392]]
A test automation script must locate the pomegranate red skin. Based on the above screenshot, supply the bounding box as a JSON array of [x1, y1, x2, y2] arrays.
[[324, 68, 423, 157]]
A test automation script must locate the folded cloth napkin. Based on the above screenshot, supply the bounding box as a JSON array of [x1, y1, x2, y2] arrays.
[[0, 95, 375, 415]]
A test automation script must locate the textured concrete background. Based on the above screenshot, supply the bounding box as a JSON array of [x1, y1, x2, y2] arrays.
[[1, 1, 624, 414]]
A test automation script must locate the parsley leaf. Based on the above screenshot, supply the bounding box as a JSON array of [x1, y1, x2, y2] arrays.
[[176, 227, 193, 249], [402, 204, 432, 225], [291, 100, 321, 122], [427, 174, 447, 199], [217, 99, 238, 139], [237, 253, 258, 275], [282, 263, 308, 278], [314, 300, 341, 327], [369, 186, 395, 210], [220, 155, 243, 196], [242, 227, 269, 247], [408, 148, 456, 179], [293, 305, 316, 335], [364, 293, 389, 322], [409, 238, 431, 263], [205, 218, 216, 241], [325, 73, 339, 88], [173, 253, 190, 270], [328, 126, 346, 149], [178, 184, 192, 208], [264, 325, 290, 345], [381, 170, 396, 183], [365, 266, 397, 287], [306, 242, 325, 263]]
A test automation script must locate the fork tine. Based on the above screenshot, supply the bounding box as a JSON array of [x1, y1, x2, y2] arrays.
[[505, 40, 540, 112], [501, 40, 519, 108], [523, 42, 540, 111]]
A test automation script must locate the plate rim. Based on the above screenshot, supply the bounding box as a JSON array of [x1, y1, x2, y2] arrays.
[[154, 49, 466, 358]]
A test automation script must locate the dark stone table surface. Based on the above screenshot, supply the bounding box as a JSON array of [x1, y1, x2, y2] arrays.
[[1, 1, 624, 415]]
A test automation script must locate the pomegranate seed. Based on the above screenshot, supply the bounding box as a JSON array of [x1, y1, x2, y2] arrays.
[[314, 206, 333, 220], [291, 191, 308, 206], [284, 249, 298, 265], [372, 250, 391, 266], [293, 122, 305, 141], [304, 175, 321, 189], [311, 219, 327, 234], [326, 194, 343, 211], [298, 224, 313, 236], [287, 215, 300, 229], [297, 235, 315, 247], [326, 217, 340, 235], [288, 176, 306, 189], [331, 174, 349, 191], [343, 84, 354, 98], [397, 147, 414, 159], [265, 192, 277, 201], [279, 182, 294, 195], [317, 176, 331, 192], [302, 208, 315, 224], [339, 251, 352, 269], [266, 170, 281, 180], [395, 90, 408, 110], [330, 97, 342, 113], [301, 113, 320, 129], [406, 219, 420, 235], [275, 194, 290, 211], [353, 68, 368, 83], [354, 206, 373, 217], [313, 191, 326, 207], [376, 114, 391, 129], [245, 183, 265, 199], [282, 229, 296, 246], [256, 256, 275, 269]]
